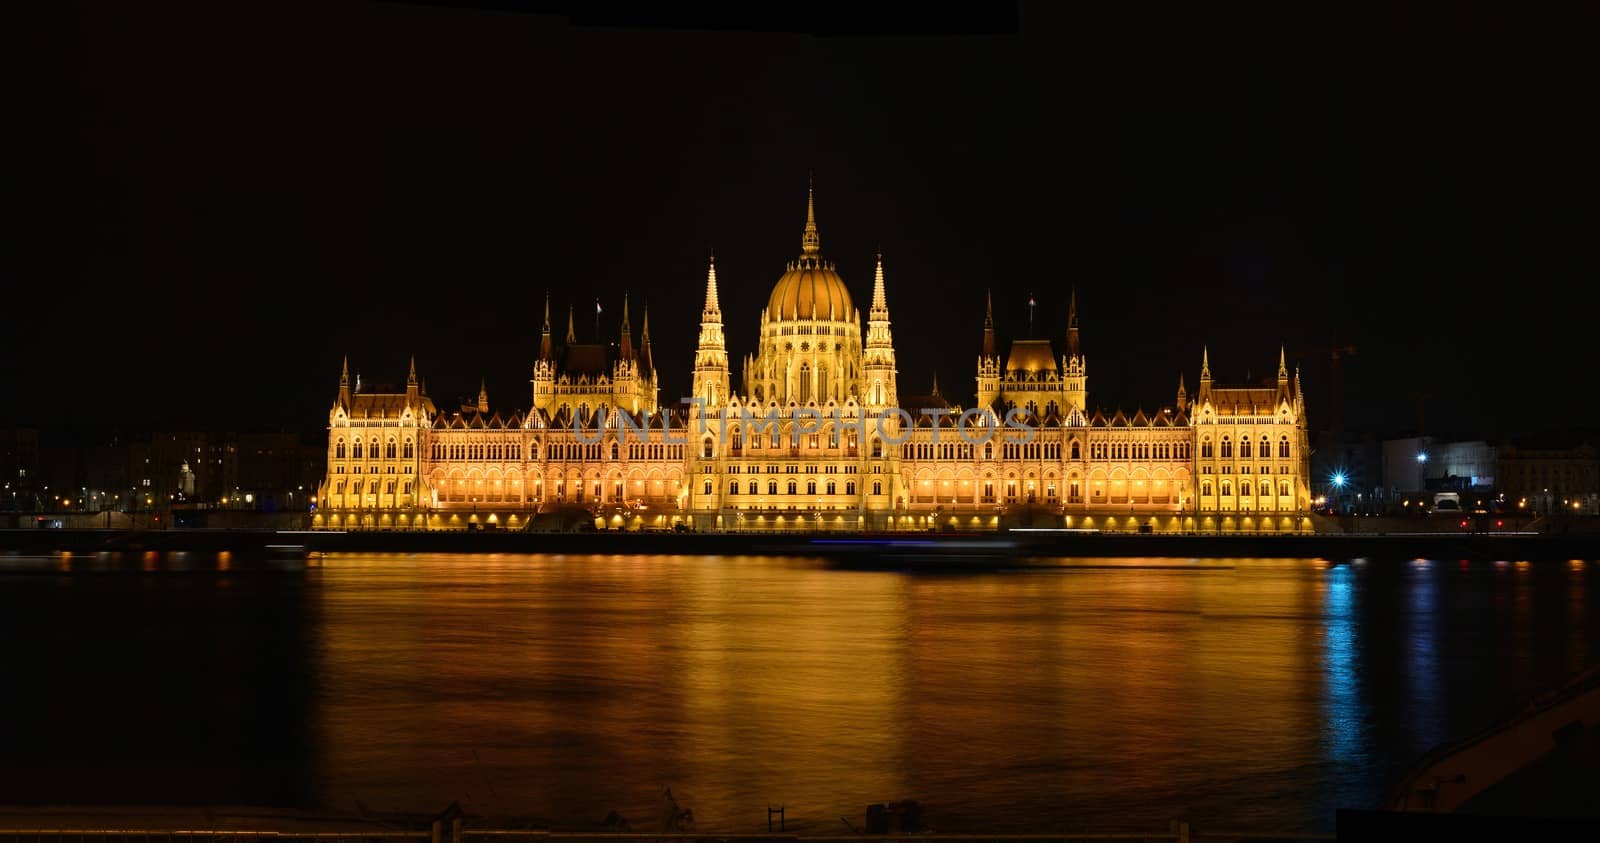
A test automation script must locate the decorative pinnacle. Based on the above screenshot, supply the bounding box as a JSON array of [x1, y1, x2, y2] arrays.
[[801, 175, 820, 257], [871, 250, 887, 314], [541, 291, 551, 334], [407, 355, 417, 386], [1201, 346, 1211, 380], [704, 252, 721, 316], [984, 289, 994, 326], [340, 355, 349, 385], [1278, 345, 1288, 378], [566, 305, 576, 344]]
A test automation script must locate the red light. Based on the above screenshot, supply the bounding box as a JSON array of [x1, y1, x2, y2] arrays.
[[1460, 520, 1468, 528], [1496, 520, 1503, 528]]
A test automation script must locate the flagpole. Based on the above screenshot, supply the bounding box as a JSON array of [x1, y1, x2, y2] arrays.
[[594, 298, 601, 339]]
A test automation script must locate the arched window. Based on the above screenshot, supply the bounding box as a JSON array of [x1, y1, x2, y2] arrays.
[[872, 480, 883, 496], [1221, 437, 1233, 458], [1070, 441, 1080, 460], [1201, 438, 1213, 458], [1260, 436, 1270, 458], [748, 480, 758, 495], [702, 438, 714, 459], [610, 442, 619, 460], [1279, 436, 1291, 458], [768, 480, 778, 495], [786, 480, 798, 495], [731, 428, 742, 453], [729, 481, 739, 495], [1280, 481, 1291, 497], [826, 480, 836, 494], [871, 439, 883, 458], [336, 440, 346, 459], [703, 480, 712, 495], [1203, 481, 1213, 496], [846, 480, 856, 495], [984, 442, 993, 460], [403, 440, 413, 459], [806, 480, 817, 495], [1240, 438, 1251, 458], [1240, 481, 1252, 496], [1222, 480, 1233, 496]]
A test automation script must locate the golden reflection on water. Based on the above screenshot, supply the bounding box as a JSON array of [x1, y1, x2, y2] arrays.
[[304, 554, 1593, 833]]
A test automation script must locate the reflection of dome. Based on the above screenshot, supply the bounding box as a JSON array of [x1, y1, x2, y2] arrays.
[[767, 264, 853, 321]]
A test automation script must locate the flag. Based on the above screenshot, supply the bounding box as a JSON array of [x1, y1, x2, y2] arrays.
[[596, 299, 603, 314], [1028, 293, 1036, 307]]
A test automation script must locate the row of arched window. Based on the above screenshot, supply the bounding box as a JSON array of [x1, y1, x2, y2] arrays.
[[1201, 480, 1294, 497], [1200, 436, 1293, 459], [335, 439, 413, 460], [715, 478, 880, 496]]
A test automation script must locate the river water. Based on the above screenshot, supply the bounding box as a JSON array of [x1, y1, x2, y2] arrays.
[[2, 551, 1597, 833]]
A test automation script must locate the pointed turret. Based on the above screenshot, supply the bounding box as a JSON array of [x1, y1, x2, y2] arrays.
[[801, 173, 820, 258], [477, 378, 489, 414], [692, 251, 729, 407], [406, 355, 419, 401], [981, 289, 996, 358], [1176, 373, 1187, 413], [640, 304, 655, 376], [540, 292, 553, 360], [1067, 287, 1081, 358], [931, 371, 941, 398], [870, 250, 889, 320], [619, 291, 634, 361], [1198, 347, 1213, 405], [703, 251, 722, 318], [1278, 345, 1289, 380], [565, 305, 576, 345], [337, 355, 351, 408]]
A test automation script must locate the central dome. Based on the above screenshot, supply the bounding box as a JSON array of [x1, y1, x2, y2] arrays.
[[766, 263, 853, 321]]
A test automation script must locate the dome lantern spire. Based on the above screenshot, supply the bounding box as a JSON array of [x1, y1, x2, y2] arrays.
[[801, 174, 820, 259]]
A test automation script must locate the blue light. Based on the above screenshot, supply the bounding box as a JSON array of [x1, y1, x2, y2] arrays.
[[1331, 472, 1347, 488], [1416, 452, 1428, 463]]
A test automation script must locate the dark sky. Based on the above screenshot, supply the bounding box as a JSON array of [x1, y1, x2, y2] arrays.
[[14, 1, 1600, 442]]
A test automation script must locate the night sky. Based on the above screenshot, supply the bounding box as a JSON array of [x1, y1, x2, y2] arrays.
[[15, 2, 1600, 442]]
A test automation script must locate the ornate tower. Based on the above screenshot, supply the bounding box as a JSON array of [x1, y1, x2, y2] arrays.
[[1063, 288, 1087, 414], [692, 253, 730, 407], [532, 292, 557, 408], [862, 251, 899, 410], [976, 290, 1000, 407], [1198, 346, 1213, 406]]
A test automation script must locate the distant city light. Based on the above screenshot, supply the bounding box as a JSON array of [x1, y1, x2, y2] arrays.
[[1416, 452, 1428, 463], [1330, 472, 1347, 489]]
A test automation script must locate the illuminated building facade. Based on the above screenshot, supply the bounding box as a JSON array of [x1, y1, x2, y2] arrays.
[[315, 185, 1312, 531]]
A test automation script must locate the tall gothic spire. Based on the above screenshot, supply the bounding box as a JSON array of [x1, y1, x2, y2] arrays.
[[337, 355, 350, 407], [982, 289, 996, 359], [477, 377, 489, 414], [1067, 287, 1081, 357], [619, 291, 634, 361], [565, 305, 576, 345], [1278, 345, 1289, 379], [1201, 346, 1212, 381], [406, 355, 419, 400], [640, 304, 654, 375], [703, 251, 721, 317], [540, 292, 553, 360], [870, 249, 888, 317], [801, 174, 820, 258]]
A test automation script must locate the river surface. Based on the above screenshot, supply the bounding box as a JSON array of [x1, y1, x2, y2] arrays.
[[3, 551, 1598, 833]]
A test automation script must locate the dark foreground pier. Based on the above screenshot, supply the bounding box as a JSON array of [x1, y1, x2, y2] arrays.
[[3, 527, 1597, 565]]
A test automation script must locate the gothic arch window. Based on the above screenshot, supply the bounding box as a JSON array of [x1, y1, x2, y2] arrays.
[[748, 480, 759, 495], [846, 480, 856, 495], [872, 439, 883, 458], [336, 440, 346, 459], [729, 480, 739, 495], [826, 480, 836, 495], [768, 479, 779, 495], [872, 480, 883, 496], [702, 437, 714, 459], [403, 440, 414, 459], [1221, 437, 1233, 459], [1240, 438, 1251, 459], [787, 480, 798, 495], [807, 480, 817, 495], [1240, 481, 1252, 496], [1203, 481, 1213, 496], [1279, 436, 1291, 458], [1222, 480, 1233, 496], [1070, 441, 1080, 460], [1201, 437, 1213, 459], [1260, 436, 1270, 457], [610, 442, 620, 460], [353, 441, 363, 459]]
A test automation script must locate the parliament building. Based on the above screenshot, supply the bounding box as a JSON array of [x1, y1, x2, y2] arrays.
[[314, 185, 1312, 532]]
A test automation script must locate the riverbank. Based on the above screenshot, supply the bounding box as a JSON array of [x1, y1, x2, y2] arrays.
[[3, 527, 1597, 562]]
